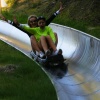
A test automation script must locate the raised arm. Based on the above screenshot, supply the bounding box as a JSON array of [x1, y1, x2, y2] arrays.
[[46, 2, 64, 25], [0, 15, 12, 23]]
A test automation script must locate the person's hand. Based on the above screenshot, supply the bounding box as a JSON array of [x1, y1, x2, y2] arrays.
[[0, 15, 8, 22], [13, 16, 20, 26], [59, 2, 64, 12]]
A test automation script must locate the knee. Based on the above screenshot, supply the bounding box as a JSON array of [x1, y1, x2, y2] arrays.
[[30, 36, 36, 43], [30, 35, 35, 41], [45, 35, 51, 39], [40, 36, 46, 40]]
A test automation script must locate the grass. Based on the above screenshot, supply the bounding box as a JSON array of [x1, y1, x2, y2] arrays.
[[0, 40, 57, 100], [87, 26, 100, 39]]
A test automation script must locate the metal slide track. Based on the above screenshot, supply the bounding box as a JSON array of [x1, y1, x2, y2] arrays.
[[0, 20, 100, 100]]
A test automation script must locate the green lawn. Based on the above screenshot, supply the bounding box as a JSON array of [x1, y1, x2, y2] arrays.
[[0, 40, 57, 100]]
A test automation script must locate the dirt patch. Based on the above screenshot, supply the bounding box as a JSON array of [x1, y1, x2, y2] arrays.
[[0, 64, 18, 73]]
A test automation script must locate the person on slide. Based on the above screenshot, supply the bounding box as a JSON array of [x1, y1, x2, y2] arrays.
[[22, 16, 62, 58]]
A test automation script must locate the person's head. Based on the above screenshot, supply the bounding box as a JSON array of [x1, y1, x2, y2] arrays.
[[28, 15, 38, 28], [37, 16, 46, 29]]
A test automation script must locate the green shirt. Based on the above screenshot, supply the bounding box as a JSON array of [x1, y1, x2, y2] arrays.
[[23, 26, 56, 42]]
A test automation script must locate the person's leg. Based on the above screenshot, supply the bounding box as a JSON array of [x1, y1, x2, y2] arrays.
[[54, 32, 58, 46], [40, 35, 62, 56], [45, 35, 57, 51], [40, 36, 52, 56], [30, 35, 41, 52], [40, 36, 49, 52], [30, 36, 45, 58], [45, 35, 62, 55]]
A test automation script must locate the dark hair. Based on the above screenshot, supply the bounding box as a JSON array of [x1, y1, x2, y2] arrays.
[[37, 16, 46, 21]]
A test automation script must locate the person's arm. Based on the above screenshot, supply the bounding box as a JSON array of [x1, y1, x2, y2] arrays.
[[46, 2, 63, 25], [46, 10, 60, 26], [0, 15, 12, 23], [12, 17, 37, 37], [1, 15, 34, 37], [11, 19, 34, 37], [22, 26, 37, 35], [15, 25, 34, 37]]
